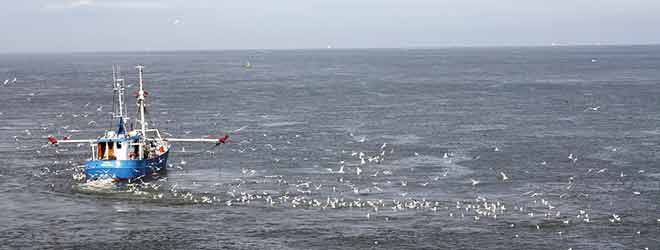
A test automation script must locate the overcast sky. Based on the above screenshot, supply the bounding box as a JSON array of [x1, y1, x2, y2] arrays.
[[1, 0, 659, 52]]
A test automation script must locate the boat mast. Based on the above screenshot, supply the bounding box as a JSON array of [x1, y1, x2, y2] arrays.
[[136, 65, 147, 159], [112, 65, 126, 119]]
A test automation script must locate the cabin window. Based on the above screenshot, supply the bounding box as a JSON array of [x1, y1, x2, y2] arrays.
[[97, 143, 105, 159], [107, 142, 115, 160]]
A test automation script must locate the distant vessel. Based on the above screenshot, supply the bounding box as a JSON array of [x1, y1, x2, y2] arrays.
[[48, 65, 229, 181]]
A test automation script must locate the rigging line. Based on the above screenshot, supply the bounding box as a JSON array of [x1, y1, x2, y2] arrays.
[[176, 144, 224, 159]]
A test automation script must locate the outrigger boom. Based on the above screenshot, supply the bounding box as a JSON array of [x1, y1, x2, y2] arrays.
[[47, 65, 230, 181]]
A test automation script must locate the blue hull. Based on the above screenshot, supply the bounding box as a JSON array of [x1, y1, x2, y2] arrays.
[[84, 151, 169, 180]]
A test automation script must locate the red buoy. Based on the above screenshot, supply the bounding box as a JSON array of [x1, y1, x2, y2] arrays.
[[47, 136, 58, 145], [218, 134, 229, 144]]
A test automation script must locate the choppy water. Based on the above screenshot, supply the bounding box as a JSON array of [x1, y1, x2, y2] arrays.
[[1, 46, 660, 249]]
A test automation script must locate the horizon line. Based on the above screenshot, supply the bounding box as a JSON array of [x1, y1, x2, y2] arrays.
[[2, 43, 659, 55]]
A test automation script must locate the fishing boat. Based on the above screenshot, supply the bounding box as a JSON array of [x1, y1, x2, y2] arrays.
[[47, 65, 229, 181]]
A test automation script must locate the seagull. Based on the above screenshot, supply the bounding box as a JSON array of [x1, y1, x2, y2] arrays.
[[443, 152, 449, 159], [470, 178, 480, 186], [2, 79, 8, 85], [11, 77, 16, 83], [584, 106, 600, 112], [500, 172, 509, 181], [568, 153, 578, 163]]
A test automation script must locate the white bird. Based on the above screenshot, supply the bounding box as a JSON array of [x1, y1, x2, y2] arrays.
[[356, 167, 362, 176], [494, 147, 500, 152], [470, 178, 480, 186], [443, 152, 449, 159], [414, 152, 420, 156], [584, 106, 600, 112], [380, 143, 387, 149], [2, 79, 8, 85], [500, 172, 509, 181], [11, 77, 16, 83]]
